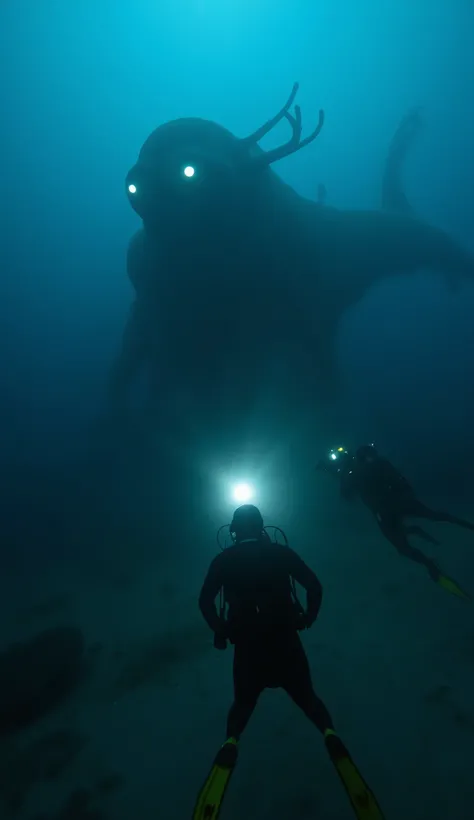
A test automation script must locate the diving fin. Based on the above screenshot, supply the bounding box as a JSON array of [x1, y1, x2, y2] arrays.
[[436, 571, 471, 600], [192, 737, 238, 820], [325, 730, 385, 820]]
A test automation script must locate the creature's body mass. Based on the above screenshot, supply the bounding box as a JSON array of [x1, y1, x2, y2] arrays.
[[109, 84, 474, 418]]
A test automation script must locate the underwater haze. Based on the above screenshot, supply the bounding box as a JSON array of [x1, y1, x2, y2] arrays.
[[1, 1, 474, 818]]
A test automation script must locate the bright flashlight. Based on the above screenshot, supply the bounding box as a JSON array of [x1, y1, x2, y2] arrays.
[[128, 184, 137, 194], [183, 166, 195, 178], [232, 483, 254, 503]]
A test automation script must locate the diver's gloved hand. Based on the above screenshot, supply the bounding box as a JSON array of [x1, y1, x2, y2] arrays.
[[296, 611, 313, 631], [213, 619, 236, 649], [224, 624, 238, 645], [213, 633, 228, 650]]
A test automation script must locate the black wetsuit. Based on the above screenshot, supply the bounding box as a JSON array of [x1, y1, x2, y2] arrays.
[[198, 538, 333, 740], [340, 456, 474, 577]]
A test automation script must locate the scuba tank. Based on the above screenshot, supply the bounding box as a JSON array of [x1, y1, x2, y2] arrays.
[[213, 524, 305, 649]]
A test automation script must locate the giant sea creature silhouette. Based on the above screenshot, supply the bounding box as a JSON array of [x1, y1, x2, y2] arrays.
[[109, 84, 473, 413]]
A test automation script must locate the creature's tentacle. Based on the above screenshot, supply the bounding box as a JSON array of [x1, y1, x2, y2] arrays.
[[382, 108, 423, 214], [312, 109, 421, 212], [318, 207, 474, 310], [397, 214, 474, 287]]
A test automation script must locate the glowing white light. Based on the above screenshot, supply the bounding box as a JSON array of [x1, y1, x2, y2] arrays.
[[233, 483, 254, 503], [128, 184, 137, 194], [330, 453, 337, 461], [183, 165, 195, 178]]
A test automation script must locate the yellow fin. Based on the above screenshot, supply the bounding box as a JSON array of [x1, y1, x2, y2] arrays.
[[334, 755, 385, 819], [437, 574, 471, 600], [326, 735, 385, 820], [193, 741, 238, 820]]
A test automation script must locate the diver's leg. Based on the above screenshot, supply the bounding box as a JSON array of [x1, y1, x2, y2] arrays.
[[281, 635, 334, 733], [396, 507, 471, 599], [404, 524, 440, 546], [226, 642, 262, 740], [226, 700, 258, 740], [282, 636, 385, 817], [410, 500, 474, 532], [194, 645, 253, 820], [377, 512, 439, 578]]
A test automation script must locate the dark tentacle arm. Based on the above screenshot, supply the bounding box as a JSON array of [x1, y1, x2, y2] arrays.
[[320, 207, 474, 298], [382, 108, 423, 214]]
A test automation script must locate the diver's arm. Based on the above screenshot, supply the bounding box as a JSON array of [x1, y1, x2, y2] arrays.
[[199, 556, 226, 635], [286, 549, 323, 626]]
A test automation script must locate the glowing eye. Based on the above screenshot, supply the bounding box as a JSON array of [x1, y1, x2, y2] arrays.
[[233, 483, 254, 503], [183, 165, 195, 178], [128, 184, 137, 194]]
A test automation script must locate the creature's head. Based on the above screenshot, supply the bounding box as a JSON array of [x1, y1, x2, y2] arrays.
[[125, 83, 324, 236]]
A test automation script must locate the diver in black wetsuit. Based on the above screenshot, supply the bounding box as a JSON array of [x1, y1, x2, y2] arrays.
[[199, 504, 332, 740], [196, 504, 385, 820], [318, 444, 473, 597]]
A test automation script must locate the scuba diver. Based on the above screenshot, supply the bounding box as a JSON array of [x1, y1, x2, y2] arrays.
[[318, 444, 473, 599], [194, 504, 385, 820]]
